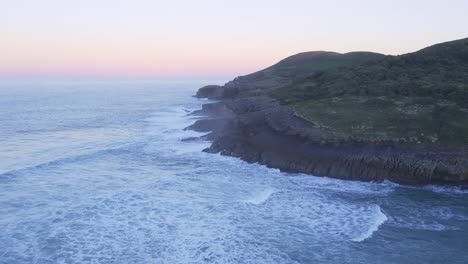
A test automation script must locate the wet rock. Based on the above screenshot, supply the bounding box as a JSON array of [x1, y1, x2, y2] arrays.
[[187, 92, 468, 187]]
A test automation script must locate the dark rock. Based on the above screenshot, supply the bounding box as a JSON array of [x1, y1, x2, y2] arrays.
[[187, 97, 468, 187], [195, 85, 225, 99]]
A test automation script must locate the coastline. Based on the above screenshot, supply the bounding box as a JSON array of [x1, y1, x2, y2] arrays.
[[187, 96, 468, 187], [186, 38, 468, 187]]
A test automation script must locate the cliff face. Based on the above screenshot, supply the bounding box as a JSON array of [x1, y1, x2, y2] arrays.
[[188, 38, 468, 187], [189, 99, 468, 186]]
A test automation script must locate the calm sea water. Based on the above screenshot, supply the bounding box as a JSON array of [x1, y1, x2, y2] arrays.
[[0, 81, 466, 264]]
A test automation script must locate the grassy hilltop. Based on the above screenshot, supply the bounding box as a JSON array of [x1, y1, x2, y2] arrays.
[[234, 38, 468, 147]]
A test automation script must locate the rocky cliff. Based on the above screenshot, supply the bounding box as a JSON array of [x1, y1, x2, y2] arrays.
[[188, 99, 468, 186], [187, 38, 468, 187]]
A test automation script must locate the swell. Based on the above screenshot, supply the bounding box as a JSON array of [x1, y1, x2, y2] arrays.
[[0, 144, 140, 178], [351, 205, 388, 242]]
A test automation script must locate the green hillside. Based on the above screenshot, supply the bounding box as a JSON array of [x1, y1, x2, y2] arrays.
[[223, 51, 386, 97], [271, 38, 468, 147], [274, 38, 468, 105]]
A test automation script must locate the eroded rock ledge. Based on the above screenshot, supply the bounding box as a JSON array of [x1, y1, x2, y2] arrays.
[[187, 98, 468, 187]]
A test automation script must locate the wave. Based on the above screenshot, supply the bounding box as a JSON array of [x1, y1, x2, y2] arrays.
[[244, 188, 275, 205], [398, 184, 468, 195], [422, 185, 468, 194], [351, 205, 388, 242], [0, 144, 137, 178], [2, 105, 205, 178]]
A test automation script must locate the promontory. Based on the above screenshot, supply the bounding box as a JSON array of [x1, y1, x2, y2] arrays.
[[187, 38, 468, 187]]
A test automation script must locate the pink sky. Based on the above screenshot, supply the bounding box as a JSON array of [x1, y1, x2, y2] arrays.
[[1, 0, 467, 79]]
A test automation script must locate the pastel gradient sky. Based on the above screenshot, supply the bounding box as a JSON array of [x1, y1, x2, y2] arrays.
[[1, 0, 467, 79]]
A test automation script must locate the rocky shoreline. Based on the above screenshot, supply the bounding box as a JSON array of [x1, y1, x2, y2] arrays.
[[187, 96, 468, 187], [186, 38, 468, 187]]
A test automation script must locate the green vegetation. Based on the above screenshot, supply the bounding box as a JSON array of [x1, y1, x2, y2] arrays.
[[269, 38, 468, 147], [225, 51, 386, 96], [273, 38, 468, 106], [268, 51, 385, 75], [294, 97, 468, 147], [242, 51, 386, 80]]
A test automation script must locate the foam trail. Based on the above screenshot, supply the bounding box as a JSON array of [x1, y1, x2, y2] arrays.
[[244, 188, 275, 205], [423, 185, 468, 194], [352, 205, 388, 242]]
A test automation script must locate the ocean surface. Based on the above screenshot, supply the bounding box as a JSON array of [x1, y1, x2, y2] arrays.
[[0, 81, 466, 264]]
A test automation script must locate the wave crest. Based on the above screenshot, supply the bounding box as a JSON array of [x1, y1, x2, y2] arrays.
[[352, 205, 388, 242]]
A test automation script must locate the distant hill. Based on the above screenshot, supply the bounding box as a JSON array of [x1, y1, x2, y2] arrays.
[[273, 38, 468, 105], [217, 51, 386, 98]]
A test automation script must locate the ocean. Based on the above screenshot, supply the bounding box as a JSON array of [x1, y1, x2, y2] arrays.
[[0, 81, 466, 264]]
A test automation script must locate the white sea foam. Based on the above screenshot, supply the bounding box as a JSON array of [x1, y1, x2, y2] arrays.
[[422, 185, 468, 194], [1, 84, 466, 263], [284, 172, 396, 196], [143, 105, 211, 156], [244, 188, 276, 205], [351, 205, 388, 242]]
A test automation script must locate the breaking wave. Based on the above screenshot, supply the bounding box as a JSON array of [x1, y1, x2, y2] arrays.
[[244, 188, 276, 205], [351, 205, 388, 242]]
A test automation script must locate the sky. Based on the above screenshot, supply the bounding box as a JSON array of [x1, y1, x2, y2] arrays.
[[1, 0, 467, 80]]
